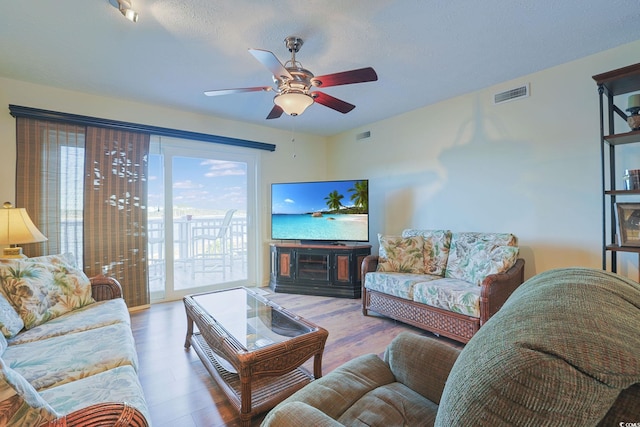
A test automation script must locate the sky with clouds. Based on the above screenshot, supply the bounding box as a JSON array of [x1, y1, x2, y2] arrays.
[[147, 155, 247, 213]]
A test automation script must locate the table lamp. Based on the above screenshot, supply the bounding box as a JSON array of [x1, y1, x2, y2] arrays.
[[0, 202, 48, 258]]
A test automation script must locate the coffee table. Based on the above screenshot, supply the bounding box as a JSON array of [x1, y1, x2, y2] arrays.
[[183, 287, 328, 426]]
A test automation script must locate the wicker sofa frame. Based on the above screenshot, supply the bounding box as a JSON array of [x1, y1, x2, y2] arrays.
[[362, 257, 525, 343], [42, 275, 149, 427]]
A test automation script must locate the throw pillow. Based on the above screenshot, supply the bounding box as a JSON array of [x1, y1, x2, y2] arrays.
[[0, 358, 58, 424], [402, 229, 452, 276], [26, 252, 78, 269], [377, 234, 426, 273], [0, 291, 23, 338], [0, 259, 95, 330]]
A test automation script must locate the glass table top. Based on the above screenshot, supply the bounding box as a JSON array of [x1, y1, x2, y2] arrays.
[[191, 287, 314, 352]]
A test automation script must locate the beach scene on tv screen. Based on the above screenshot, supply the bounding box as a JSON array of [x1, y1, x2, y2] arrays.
[[272, 180, 368, 241]]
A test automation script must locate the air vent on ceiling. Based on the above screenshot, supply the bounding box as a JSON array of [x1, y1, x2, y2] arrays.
[[493, 84, 530, 105], [356, 130, 371, 140]]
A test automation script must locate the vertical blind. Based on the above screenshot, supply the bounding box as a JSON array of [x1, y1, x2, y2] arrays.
[[83, 127, 150, 307], [15, 118, 151, 308]]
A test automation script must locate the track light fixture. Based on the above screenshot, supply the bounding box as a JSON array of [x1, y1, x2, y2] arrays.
[[110, 0, 138, 22]]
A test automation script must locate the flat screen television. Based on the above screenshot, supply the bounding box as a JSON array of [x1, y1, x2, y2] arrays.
[[271, 179, 369, 244]]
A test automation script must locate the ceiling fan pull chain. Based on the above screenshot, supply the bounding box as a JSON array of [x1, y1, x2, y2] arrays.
[[290, 120, 297, 159]]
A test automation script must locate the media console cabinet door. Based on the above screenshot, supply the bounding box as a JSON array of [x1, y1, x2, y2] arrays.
[[271, 245, 294, 281], [279, 251, 292, 278], [335, 253, 350, 282]]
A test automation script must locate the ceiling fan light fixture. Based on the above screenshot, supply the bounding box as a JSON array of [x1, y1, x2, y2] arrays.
[[274, 92, 314, 116]]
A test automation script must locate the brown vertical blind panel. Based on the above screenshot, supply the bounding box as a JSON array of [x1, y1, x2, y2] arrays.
[[15, 118, 85, 258], [83, 127, 150, 308]]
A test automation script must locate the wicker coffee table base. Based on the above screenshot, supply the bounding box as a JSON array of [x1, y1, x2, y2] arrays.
[[190, 333, 314, 423]]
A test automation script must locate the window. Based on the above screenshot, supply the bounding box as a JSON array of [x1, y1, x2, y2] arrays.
[[59, 145, 84, 267]]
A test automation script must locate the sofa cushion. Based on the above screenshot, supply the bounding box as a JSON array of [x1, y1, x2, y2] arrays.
[[0, 291, 23, 338], [263, 353, 439, 427], [402, 229, 452, 276], [8, 298, 130, 346], [384, 332, 460, 405], [336, 381, 439, 426], [270, 354, 395, 421], [0, 258, 95, 329], [365, 271, 441, 300], [436, 268, 640, 426], [0, 358, 58, 426], [3, 322, 138, 391], [262, 401, 344, 427], [377, 234, 426, 273], [413, 278, 481, 318], [40, 365, 151, 423], [445, 232, 518, 285]]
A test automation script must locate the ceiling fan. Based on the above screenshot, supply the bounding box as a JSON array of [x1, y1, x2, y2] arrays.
[[204, 36, 378, 119]]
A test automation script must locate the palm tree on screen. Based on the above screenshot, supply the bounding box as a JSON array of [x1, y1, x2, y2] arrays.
[[324, 190, 344, 211], [348, 180, 368, 211]]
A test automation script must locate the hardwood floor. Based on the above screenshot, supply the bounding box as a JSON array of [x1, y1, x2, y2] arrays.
[[130, 288, 463, 427]]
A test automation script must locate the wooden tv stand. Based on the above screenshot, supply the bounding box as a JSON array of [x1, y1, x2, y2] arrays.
[[269, 243, 371, 298]]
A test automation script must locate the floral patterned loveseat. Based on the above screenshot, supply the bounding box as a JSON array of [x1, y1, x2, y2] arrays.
[[0, 253, 150, 426], [362, 230, 525, 343]]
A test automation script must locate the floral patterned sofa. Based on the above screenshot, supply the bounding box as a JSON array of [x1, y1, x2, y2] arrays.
[[0, 253, 150, 426], [362, 230, 525, 343]]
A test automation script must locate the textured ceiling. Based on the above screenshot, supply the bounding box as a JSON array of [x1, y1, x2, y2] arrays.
[[1, 1, 640, 136]]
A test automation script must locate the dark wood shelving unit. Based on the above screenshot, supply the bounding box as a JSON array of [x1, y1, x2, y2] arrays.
[[593, 62, 640, 272], [269, 243, 371, 298]]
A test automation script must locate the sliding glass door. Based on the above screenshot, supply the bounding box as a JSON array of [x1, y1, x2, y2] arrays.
[[148, 137, 257, 301]]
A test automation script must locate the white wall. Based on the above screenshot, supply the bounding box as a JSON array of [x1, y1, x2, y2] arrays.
[[0, 78, 328, 286], [327, 39, 640, 281]]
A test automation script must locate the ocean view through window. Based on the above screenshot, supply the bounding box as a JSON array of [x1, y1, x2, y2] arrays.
[[147, 137, 256, 301]]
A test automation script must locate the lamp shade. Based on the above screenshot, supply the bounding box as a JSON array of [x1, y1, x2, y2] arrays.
[[0, 204, 47, 245], [274, 92, 314, 116]]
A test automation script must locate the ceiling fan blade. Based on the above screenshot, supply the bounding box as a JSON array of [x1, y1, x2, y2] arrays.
[[311, 67, 378, 88], [312, 91, 355, 114], [266, 105, 284, 120], [248, 48, 293, 80], [204, 86, 272, 96]]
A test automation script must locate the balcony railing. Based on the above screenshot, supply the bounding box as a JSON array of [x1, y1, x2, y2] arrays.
[[61, 215, 248, 292]]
